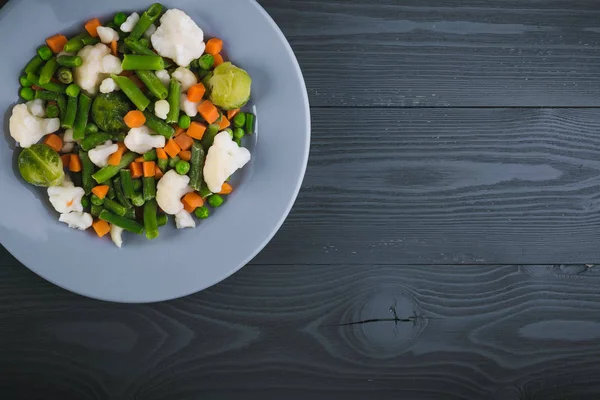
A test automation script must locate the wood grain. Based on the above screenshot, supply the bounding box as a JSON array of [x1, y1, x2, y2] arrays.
[[259, 0, 600, 107], [1, 260, 600, 399]]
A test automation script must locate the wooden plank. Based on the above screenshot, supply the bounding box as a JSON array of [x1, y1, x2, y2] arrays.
[[1, 261, 600, 398], [259, 0, 600, 107], [252, 107, 600, 265]]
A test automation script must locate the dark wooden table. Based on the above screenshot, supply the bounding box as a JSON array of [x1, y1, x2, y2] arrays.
[[3, 1, 600, 398]]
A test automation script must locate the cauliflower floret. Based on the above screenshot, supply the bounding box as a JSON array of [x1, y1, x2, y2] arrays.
[[175, 210, 196, 229], [120, 12, 140, 33], [61, 142, 75, 153], [111, 225, 124, 248], [172, 67, 197, 92], [100, 77, 119, 94], [63, 129, 75, 143], [144, 23, 157, 38], [26, 99, 45, 117], [75, 43, 111, 95], [154, 100, 170, 120], [155, 69, 171, 86], [9, 104, 60, 148], [180, 94, 200, 117], [102, 54, 123, 75], [59, 212, 93, 231], [156, 170, 193, 215], [124, 126, 166, 154], [48, 182, 85, 214], [204, 132, 251, 193], [97, 26, 119, 44], [151, 9, 206, 67], [89, 141, 119, 168]]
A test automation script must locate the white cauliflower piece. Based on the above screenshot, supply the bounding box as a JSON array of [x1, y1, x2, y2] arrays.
[[75, 43, 111, 95], [144, 23, 157, 38], [155, 70, 170, 86], [26, 99, 45, 117], [175, 210, 196, 229], [111, 225, 124, 248], [100, 77, 119, 94], [61, 142, 75, 153], [63, 129, 75, 143], [172, 67, 197, 92], [124, 126, 166, 154], [9, 104, 60, 148], [151, 9, 206, 67], [48, 182, 85, 214], [154, 100, 170, 120], [59, 212, 93, 231], [180, 94, 200, 117], [156, 170, 193, 215], [204, 132, 251, 193], [102, 54, 123, 75], [89, 141, 119, 168], [120, 12, 140, 33], [97, 26, 119, 44]]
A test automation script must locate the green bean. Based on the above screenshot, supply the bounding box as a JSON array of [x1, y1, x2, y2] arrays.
[[111, 74, 151, 111], [79, 151, 95, 194], [166, 78, 181, 124], [157, 158, 168, 172], [45, 104, 59, 119], [143, 199, 160, 240], [122, 55, 165, 71], [20, 76, 32, 88], [199, 185, 212, 199], [142, 110, 175, 139], [93, 152, 138, 183], [131, 193, 145, 207], [178, 115, 191, 129], [80, 132, 111, 151], [138, 38, 151, 48], [113, 177, 133, 208], [85, 123, 99, 134], [194, 206, 210, 219], [91, 194, 104, 206], [39, 58, 59, 85], [245, 113, 256, 135], [135, 70, 168, 99], [189, 142, 205, 191], [143, 177, 156, 201], [34, 90, 58, 101], [57, 55, 82, 68], [56, 67, 72, 85], [91, 204, 104, 217], [24, 55, 44, 75], [208, 194, 224, 208], [99, 210, 144, 234], [103, 198, 130, 217], [114, 12, 128, 26], [20, 87, 34, 101], [81, 196, 90, 210], [201, 124, 221, 149], [66, 84, 80, 98], [73, 93, 92, 140], [233, 112, 246, 128], [81, 36, 100, 46], [133, 179, 143, 192], [197, 54, 214, 70], [124, 38, 157, 56], [120, 169, 136, 199], [71, 172, 82, 188], [27, 72, 66, 93], [125, 208, 136, 220], [157, 213, 168, 227], [57, 94, 67, 121], [129, 3, 163, 41], [64, 34, 87, 53], [168, 156, 180, 168], [61, 94, 78, 129], [37, 45, 52, 61], [143, 149, 157, 161]]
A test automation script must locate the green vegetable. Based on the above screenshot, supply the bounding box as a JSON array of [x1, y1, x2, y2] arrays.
[[125, 208, 136, 220], [18, 144, 64, 187], [122, 55, 165, 71], [85, 123, 99, 134], [91, 194, 104, 206], [113, 176, 133, 208], [99, 209, 144, 234], [80, 132, 111, 151], [194, 206, 210, 219], [57, 94, 67, 121], [57, 67, 73, 84], [111, 74, 151, 111], [197, 54, 214, 71], [73, 93, 92, 140], [27, 72, 66, 93], [138, 38, 151, 48], [136, 70, 168, 100], [34, 90, 58, 101], [157, 158, 168, 172], [81, 196, 90, 209], [175, 160, 190, 175], [168, 155, 180, 168], [79, 151, 95, 194], [39, 58, 59, 85], [91, 92, 134, 132], [233, 112, 246, 128], [66, 84, 80, 98], [206, 62, 252, 110], [64, 34, 87, 53], [19, 87, 34, 101], [93, 152, 138, 183], [132, 179, 142, 192], [143, 199, 160, 240], [142, 110, 175, 139], [208, 194, 224, 208], [157, 213, 168, 227], [62, 94, 78, 129], [178, 115, 191, 129], [20, 76, 32, 88], [129, 3, 163, 41], [120, 169, 136, 199], [103, 198, 130, 217], [37, 45, 53, 61], [143, 149, 157, 161], [143, 177, 156, 201], [91, 204, 104, 217], [57, 55, 82, 68], [166, 78, 181, 124], [131, 193, 145, 207], [124, 38, 157, 56], [201, 124, 221, 149], [45, 104, 59, 119], [114, 12, 128, 26], [24, 55, 44, 75], [232, 128, 244, 140], [189, 142, 205, 191], [245, 113, 256, 135], [234, 138, 242, 146], [81, 35, 100, 46], [199, 185, 212, 199]]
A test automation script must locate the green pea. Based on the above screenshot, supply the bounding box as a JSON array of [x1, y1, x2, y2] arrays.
[[66, 84, 81, 98], [208, 194, 224, 208], [45, 104, 60, 119], [114, 12, 128, 26], [233, 128, 245, 140], [20, 87, 35, 101], [37, 45, 53, 61], [20, 76, 32, 88], [85, 123, 99, 134], [234, 138, 242, 147], [197, 54, 214, 70], [90, 194, 104, 206], [194, 206, 210, 219], [233, 112, 246, 128], [175, 160, 190, 175], [178, 115, 191, 129], [168, 155, 180, 168]]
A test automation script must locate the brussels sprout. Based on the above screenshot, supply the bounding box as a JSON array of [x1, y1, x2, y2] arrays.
[[18, 144, 65, 187], [91, 92, 134, 133], [206, 62, 252, 110]]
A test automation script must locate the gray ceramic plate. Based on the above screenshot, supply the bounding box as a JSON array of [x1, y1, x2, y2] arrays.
[[0, 0, 310, 302]]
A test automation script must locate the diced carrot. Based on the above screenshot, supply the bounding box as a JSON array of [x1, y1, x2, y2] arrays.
[[85, 18, 102, 38], [143, 161, 156, 177], [219, 182, 233, 195], [187, 83, 206, 103], [213, 53, 224, 67], [124, 110, 146, 128], [205, 38, 223, 56], [218, 115, 230, 130], [60, 154, 71, 167], [108, 142, 126, 166], [174, 133, 194, 151], [179, 150, 191, 161], [227, 109, 240, 120], [174, 126, 185, 137], [130, 162, 143, 178], [43, 134, 63, 152], [164, 138, 181, 158], [197, 100, 220, 124], [155, 165, 164, 179], [110, 40, 118, 57], [156, 148, 168, 160], [186, 121, 207, 140], [92, 220, 111, 237], [92, 185, 110, 199], [46, 34, 68, 54], [183, 202, 196, 213], [183, 192, 204, 209], [69, 154, 82, 172]]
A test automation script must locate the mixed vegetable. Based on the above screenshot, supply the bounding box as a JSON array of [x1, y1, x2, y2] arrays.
[[9, 4, 255, 247]]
